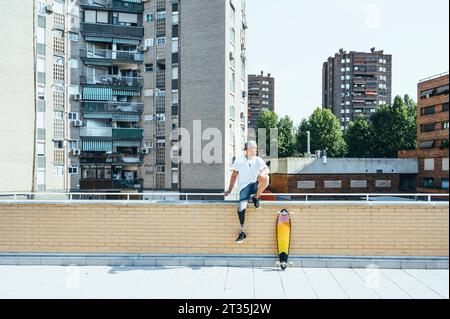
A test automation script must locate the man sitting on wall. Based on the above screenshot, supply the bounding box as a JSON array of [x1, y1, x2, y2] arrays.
[[224, 141, 270, 243]]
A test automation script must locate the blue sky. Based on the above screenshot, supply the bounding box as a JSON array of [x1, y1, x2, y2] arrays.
[[246, 0, 450, 124]]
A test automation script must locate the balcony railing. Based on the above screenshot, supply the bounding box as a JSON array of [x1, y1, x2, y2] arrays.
[[112, 128, 143, 139], [80, 74, 144, 88], [79, 179, 143, 190], [80, 0, 144, 13], [80, 127, 113, 137], [82, 101, 144, 113], [80, 154, 143, 165], [80, 48, 144, 63], [81, 22, 144, 39]]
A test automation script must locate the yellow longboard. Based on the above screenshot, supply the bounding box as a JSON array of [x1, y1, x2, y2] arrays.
[[276, 209, 292, 270]]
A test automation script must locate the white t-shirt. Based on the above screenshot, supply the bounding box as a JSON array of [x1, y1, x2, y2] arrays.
[[230, 155, 269, 193]]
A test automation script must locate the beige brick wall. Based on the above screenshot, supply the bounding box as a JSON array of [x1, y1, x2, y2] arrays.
[[0, 204, 448, 256]]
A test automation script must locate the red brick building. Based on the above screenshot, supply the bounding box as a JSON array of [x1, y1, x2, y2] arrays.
[[399, 72, 449, 193], [269, 158, 418, 194]]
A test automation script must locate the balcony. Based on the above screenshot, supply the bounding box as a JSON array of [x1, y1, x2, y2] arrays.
[[81, 22, 144, 39], [80, 48, 144, 65], [80, 153, 143, 165], [80, 74, 144, 89], [80, 127, 113, 138], [112, 128, 143, 139], [82, 101, 144, 113], [80, 0, 144, 13], [79, 178, 143, 190]]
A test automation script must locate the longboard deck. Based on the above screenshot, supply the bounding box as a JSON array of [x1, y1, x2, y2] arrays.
[[276, 209, 291, 270]]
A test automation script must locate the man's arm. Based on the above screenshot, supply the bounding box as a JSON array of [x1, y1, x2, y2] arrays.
[[224, 170, 239, 196]]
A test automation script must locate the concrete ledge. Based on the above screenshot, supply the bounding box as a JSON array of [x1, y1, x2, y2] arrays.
[[0, 200, 448, 207], [0, 253, 447, 269]]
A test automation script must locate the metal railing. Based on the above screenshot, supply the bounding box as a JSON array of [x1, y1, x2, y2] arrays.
[[80, 0, 144, 12], [81, 22, 144, 38], [419, 71, 449, 83], [0, 192, 447, 205], [80, 74, 144, 87], [80, 48, 144, 63], [80, 127, 113, 137], [82, 101, 144, 113]]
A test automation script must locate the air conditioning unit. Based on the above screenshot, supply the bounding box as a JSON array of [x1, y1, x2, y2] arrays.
[[73, 120, 83, 127], [71, 149, 81, 156], [139, 45, 148, 52], [142, 148, 151, 154], [72, 94, 81, 101], [242, 91, 247, 98], [46, 4, 54, 13]]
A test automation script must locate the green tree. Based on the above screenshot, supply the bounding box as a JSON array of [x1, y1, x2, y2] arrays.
[[277, 115, 297, 158], [296, 108, 347, 157], [371, 95, 417, 157], [345, 116, 374, 157], [256, 111, 297, 158], [256, 110, 278, 156]]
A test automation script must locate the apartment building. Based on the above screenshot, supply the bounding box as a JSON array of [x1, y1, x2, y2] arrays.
[[0, 0, 248, 194], [322, 48, 392, 130], [0, 0, 71, 192], [247, 71, 275, 130], [399, 72, 449, 193]]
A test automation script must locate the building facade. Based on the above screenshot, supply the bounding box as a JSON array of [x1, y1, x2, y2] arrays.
[[322, 48, 392, 130], [0, 0, 248, 194], [269, 157, 418, 194], [399, 72, 449, 193], [247, 71, 275, 130]]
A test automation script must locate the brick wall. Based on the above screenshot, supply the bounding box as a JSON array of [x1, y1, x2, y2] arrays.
[[0, 203, 447, 257], [270, 174, 401, 193]]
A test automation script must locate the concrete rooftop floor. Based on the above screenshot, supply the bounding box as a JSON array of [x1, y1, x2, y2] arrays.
[[0, 265, 448, 299]]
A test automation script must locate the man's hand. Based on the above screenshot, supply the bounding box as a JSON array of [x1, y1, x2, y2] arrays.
[[224, 190, 231, 197]]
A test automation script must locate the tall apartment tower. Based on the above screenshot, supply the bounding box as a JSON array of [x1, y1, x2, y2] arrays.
[[247, 71, 275, 130], [0, 0, 248, 194], [322, 48, 392, 130], [0, 0, 70, 192]]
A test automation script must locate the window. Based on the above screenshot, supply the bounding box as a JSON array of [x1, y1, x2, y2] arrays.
[[37, 143, 45, 156], [172, 38, 179, 53], [421, 105, 435, 115], [442, 179, 449, 190], [172, 90, 179, 105], [70, 59, 78, 69], [442, 158, 449, 171], [54, 141, 63, 149], [172, 66, 178, 80], [96, 11, 108, 24], [145, 14, 154, 22], [375, 180, 391, 188], [156, 37, 166, 46], [145, 64, 154, 72], [324, 181, 342, 189], [68, 32, 78, 42], [68, 140, 78, 149], [38, 1, 47, 13], [423, 178, 434, 188], [38, 15, 46, 28], [424, 158, 435, 171], [68, 112, 78, 120], [443, 103, 449, 112], [421, 123, 435, 132], [68, 166, 79, 174], [157, 11, 166, 20], [145, 38, 154, 47], [230, 27, 235, 44], [229, 69, 235, 92], [442, 122, 449, 130]]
